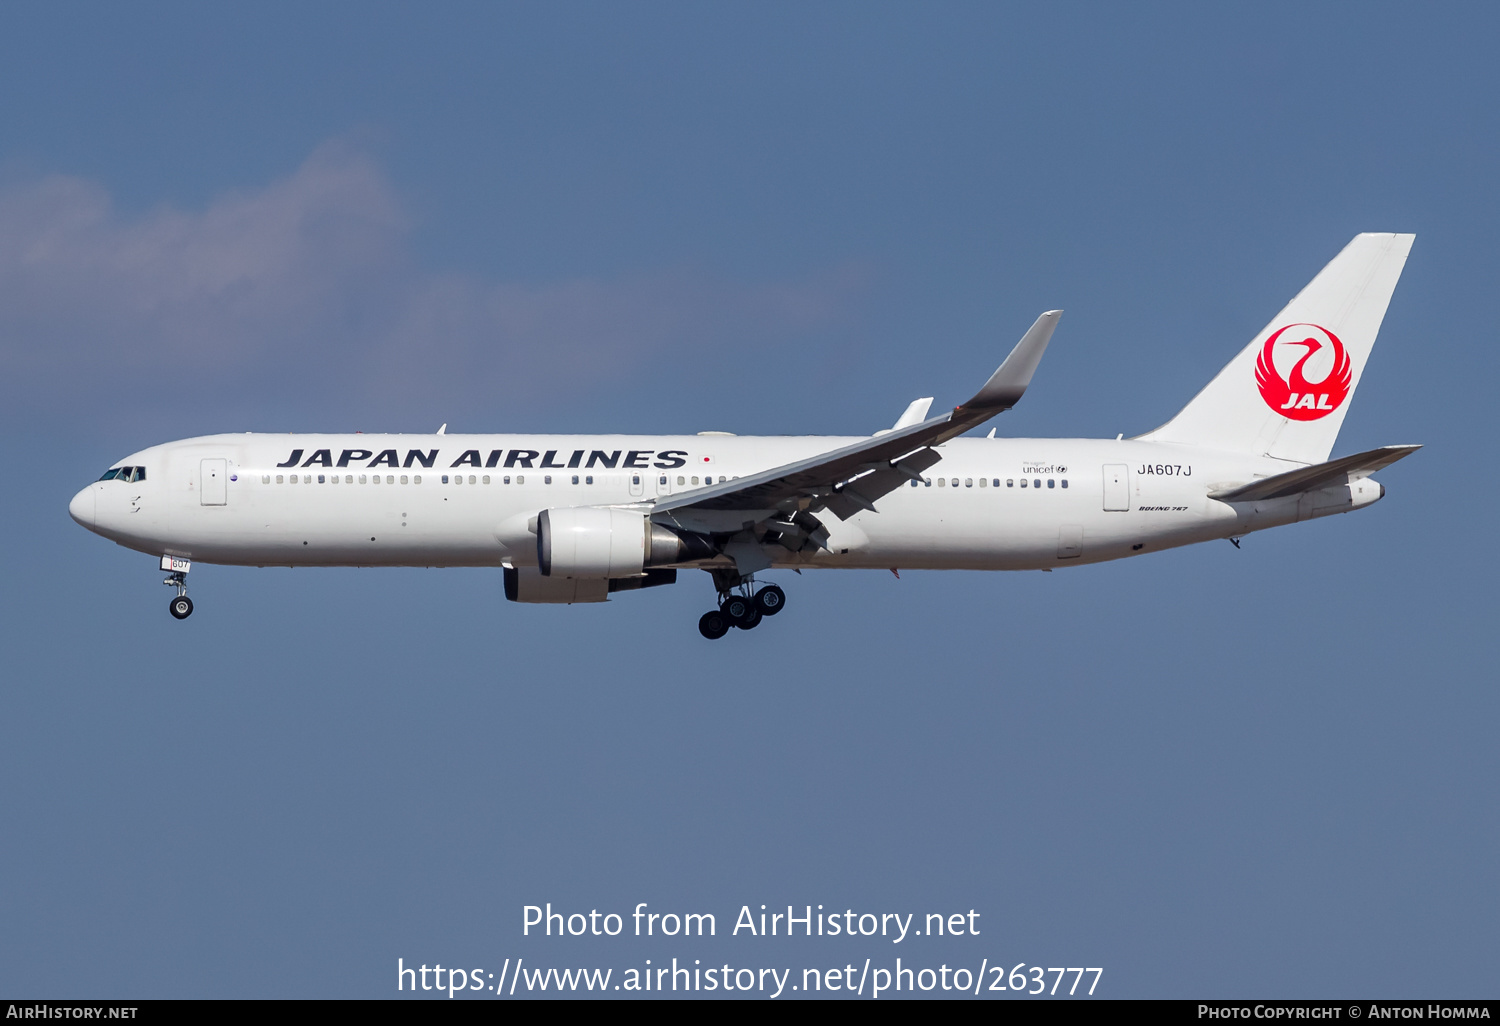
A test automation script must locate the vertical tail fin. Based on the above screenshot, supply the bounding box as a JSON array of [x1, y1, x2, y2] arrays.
[[1139, 233, 1414, 464]]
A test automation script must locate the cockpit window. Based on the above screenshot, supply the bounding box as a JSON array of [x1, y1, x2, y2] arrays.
[[99, 468, 121, 481], [100, 466, 146, 482]]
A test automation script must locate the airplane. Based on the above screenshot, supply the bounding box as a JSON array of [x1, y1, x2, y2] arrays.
[[69, 233, 1418, 639]]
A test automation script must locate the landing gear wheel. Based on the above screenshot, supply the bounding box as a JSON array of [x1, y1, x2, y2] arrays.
[[698, 610, 730, 640], [754, 585, 786, 616], [169, 595, 194, 620], [736, 608, 763, 630], [721, 595, 753, 623]]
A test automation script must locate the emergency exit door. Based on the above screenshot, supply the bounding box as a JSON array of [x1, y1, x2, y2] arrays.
[[1103, 464, 1130, 511], [201, 458, 228, 505]]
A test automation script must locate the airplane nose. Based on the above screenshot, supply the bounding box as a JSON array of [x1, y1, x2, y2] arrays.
[[69, 485, 95, 529]]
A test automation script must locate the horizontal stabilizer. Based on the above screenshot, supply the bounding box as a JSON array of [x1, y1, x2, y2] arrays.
[[1209, 444, 1421, 502]]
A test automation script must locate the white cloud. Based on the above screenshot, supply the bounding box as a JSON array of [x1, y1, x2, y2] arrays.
[[0, 141, 866, 426]]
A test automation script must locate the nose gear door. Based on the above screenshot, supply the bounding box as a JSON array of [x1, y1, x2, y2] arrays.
[[201, 458, 228, 505]]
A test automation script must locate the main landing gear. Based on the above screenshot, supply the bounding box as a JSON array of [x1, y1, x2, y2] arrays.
[[698, 578, 786, 640]]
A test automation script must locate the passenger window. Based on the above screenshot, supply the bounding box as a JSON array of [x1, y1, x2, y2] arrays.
[[482, 475, 490, 484], [441, 475, 449, 484], [346, 475, 354, 484], [587, 476, 595, 485], [276, 475, 284, 484], [993, 479, 1000, 487], [516, 475, 525, 484], [979, 477, 987, 487], [571, 475, 579, 485], [1047, 479, 1055, 488], [691, 476, 700, 485], [400, 475, 408, 485], [503, 475, 511, 485], [1006, 479, 1013, 487], [1033, 479, 1040, 488], [387, 475, 395, 484], [358, 475, 367, 484], [910, 479, 919, 487], [545, 475, 552, 484], [658, 475, 666, 485], [414, 475, 422, 484], [468, 475, 475, 485], [924, 477, 931, 487], [677, 476, 685, 485], [290, 475, 298, 485], [938, 477, 945, 487], [262, 475, 270, 484], [1019, 479, 1027, 488], [318, 474, 326, 484], [1061, 479, 1068, 489], [965, 478, 972, 488]]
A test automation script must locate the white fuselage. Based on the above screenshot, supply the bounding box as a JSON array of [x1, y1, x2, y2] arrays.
[[69, 432, 1384, 573]]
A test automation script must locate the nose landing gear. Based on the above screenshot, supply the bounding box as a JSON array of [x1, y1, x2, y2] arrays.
[[161, 556, 193, 619], [697, 576, 787, 639]]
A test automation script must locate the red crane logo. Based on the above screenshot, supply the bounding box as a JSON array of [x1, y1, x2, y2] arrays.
[[1254, 323, 1352, 421]]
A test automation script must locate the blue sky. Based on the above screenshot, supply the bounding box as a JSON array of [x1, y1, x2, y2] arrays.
[[1, 2, 1495, 998]]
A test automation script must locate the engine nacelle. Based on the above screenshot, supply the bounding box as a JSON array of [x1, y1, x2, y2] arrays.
[[538, 506, 648, 578], [504, 565, 609, 604], [502, 566, 678, 604], [537, 506, 716, 578]]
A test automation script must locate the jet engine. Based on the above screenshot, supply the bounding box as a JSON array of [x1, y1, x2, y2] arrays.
[[536, 507, 716, 578], [503, 565, 679, 604]]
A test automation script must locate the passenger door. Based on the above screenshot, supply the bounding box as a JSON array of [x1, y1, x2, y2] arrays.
[[200, 458, 228, 506], [1102, 463, 1130, 512]]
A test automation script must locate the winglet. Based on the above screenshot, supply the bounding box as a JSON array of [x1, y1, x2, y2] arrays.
[[960, 310, 1062, 412], [891, 397, 934, 430]]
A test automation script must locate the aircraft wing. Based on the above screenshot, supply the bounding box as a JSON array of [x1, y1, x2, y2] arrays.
[[1209, 444, 1421, 502], [650, 310, 1061, 536]]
